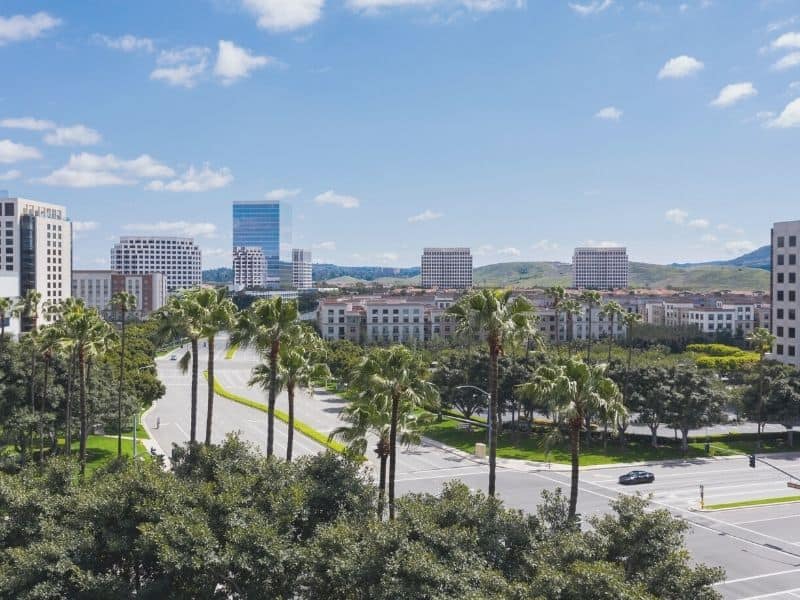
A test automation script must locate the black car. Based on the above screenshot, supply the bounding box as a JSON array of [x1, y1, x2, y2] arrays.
[[618, 470, 655, 485]]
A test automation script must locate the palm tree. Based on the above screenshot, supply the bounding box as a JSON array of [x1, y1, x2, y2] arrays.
[[521, 359, 623, 520], [579, 291, 602, 362], [600, 301, 624, 362], [13, 290, 42, 462], [233, 297, 300, 457], [110, 291, 137, 458], [619, 311, 643, 446], [348, 346, 438, 520], [251, 327, 330, 461], [545, 286, 566, 346], [194, 288, 237, 446], [561, 298, 582, 358], [36, 325, 61, 462], [0, 296, 13, 348], [447, 289, 536, 498], [747, 327, 777, 450], [331, 389, 431, 519]]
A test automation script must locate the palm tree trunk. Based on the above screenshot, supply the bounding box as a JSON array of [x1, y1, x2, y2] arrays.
[[388, 393, 400, 520], [26, 349, 37, 463], [286, 384, 295, 462], [205, 335, 215, 446], [757, 359, 764, 451], [267, 340, 279, 457], [607, 314, 613, 362], [377, 440, 388, 519], [190, 337, 199, 444], [117, 312, 126, 458], [65, 350, 75, 456], [79, 349, 87, 476], [39, 357, 49, 462], [0, 314, 5, 347], [554, 308, 560, 348], [586, 310, 593, 362], [488, 341, 499, 498], [569, 418, 581, 520]]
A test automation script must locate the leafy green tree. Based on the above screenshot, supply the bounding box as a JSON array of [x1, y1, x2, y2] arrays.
[[665, 367, 723, 454], [545, 286, 566, 346], [747, 327, 777, 450], [561, 298, 582, 357], [580, 290, 602, 362], [109, 291, 137, 457], [600, 300, 624, 362], [521, 358, 623, 519], [448, 289, 536, 497], [629, 366, 672, 448], [0, 296, 12, 347]]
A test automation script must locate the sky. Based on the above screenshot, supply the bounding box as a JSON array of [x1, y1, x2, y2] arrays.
[[1, 0, 800, 270]]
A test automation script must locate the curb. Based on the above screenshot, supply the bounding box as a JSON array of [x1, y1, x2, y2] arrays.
[[140, 400, 171, 469], [693, 498, 800, 512]]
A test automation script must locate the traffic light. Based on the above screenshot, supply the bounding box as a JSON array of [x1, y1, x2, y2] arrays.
[[749, 454, 756, 468], [704, 442, 710, 454]]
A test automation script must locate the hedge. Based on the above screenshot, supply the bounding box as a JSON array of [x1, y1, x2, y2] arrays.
[[203, 371, 350, 455], [696, 355, 758, 370], [687, 343, 748, 357]]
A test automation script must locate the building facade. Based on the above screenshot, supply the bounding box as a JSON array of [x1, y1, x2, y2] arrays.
[[572, 247, 629, 290], [72, 270, 167, 318], [772, 221, 800, 366], [292, 248, 312, 290], [232, 200, 291, 281], [110, 236, 201, 293], [421, 247, 473, 289], [232, 246, 267, 289]]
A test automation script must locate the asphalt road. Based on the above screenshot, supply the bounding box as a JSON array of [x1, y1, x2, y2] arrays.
[[145, 337, 800, 600]]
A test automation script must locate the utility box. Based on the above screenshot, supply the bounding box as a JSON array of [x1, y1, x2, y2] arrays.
[[475, 443, 486, 459]]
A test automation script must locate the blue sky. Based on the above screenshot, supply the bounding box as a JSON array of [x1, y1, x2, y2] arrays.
[[1, 0, 800, 269]]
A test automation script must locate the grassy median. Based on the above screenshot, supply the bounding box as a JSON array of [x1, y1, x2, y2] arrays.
[[705, 495, 800, 510]]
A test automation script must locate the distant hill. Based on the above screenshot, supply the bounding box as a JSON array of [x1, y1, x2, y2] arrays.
[[203, 267, 234, 283], [313, 264, 420, 282], [672, 245, 770, 271]]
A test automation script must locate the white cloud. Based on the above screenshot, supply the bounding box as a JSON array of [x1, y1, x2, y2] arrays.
[[0, 12, 61, 46], [150, 60, 207, 88], [665, 208, 688, 224], [717, 223, 745, 235], [773, 31, 800, 50], [497, 247, 521, 257], [688, 218, 710, 228], [408, 209, 443, 223], [157, 47, 210, 66], [725, 240, 756, 255], [93, 34, 154, 53], [636, 1, 661, 13], [214, 40, 271, 85], [312, 241, 337, 251], [768, 98, 800, 128], [72, 221, 99, 232], [242, 0, 324, 32], [146, 164, 233, 192], [0, 169, 21, 181], [314, 190, 360, 208], [38, 152, 174, 188], [768, 17, 798, 34], [44, 124, 102, 146], [347, 0, 523, 13], [123, 221, 218, 238], [38, 169, 133, 188], [755, 110, 776, 122], [265, 188, 301, 200], [376, 252, 399, 264], [595, 106, 622, 120], [532, 239, 559, 251], [0, 117, 55, 131], [0, 140, 41, 163], [772, 52, 800, 71], [583, 240, 621, 248], [568, 0, 613, 16], [700, 234, 717, 242], [658, 55, 704, 79], [710, 82, 757, 108]]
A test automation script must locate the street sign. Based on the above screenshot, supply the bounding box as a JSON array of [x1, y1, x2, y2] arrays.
[[787, 482, 800, 490]]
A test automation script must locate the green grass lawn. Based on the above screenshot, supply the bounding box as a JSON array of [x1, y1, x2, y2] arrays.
[[65, 435, 150, 476], [705, 495, 800, 510], [423, 419, 798, 466]]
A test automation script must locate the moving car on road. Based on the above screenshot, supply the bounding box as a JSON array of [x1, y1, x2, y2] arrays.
[[618, 470, 655, 485]]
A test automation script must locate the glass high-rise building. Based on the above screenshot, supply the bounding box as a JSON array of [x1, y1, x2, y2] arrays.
[[232, 200, 292, 281]]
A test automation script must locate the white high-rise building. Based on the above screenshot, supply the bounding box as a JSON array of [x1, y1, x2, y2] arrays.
[[421, 248, 473, 289], [292, 248, 312, 290], [0, 196, 72, 331], [772, 221, 800, 367], [572, 247, 629, 290], [110, 236, 201, 293], [233, 246, 267, 289]]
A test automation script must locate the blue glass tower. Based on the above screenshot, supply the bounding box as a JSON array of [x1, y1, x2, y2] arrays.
[[232, 200, 292, 281]]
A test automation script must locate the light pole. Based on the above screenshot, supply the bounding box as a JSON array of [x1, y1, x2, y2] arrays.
[[455, 385, 492, 446]]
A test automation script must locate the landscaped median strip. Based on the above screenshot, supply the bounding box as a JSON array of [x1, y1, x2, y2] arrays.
[[224, 343, 239, 360], [704, 495, 800, 511], [202, 371, 349, 455]]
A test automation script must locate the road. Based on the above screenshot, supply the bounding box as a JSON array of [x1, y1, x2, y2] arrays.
[[145, 338, 800, 600]]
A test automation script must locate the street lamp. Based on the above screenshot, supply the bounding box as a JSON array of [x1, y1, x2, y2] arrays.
[[455, 385, 492, 445]]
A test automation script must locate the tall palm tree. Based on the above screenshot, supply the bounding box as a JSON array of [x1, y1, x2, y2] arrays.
[[0, 296, 13, 348], [521, 359, 623, 520], [331, 390, 431, 519], [233, 297, 300, 457], [747, 327, 777, 450], [110, 291, 137, 458], [619, 311, 643, 446], [13, 290, 42, 462], [250, 327, 330, 461], [36, 325, 60, 462], [348, 346, 438, 520], [194, 288, 237, 446], [600, 301, 624, 362], [579, 291, 602, 362], [561, 298, 582, 358], [447, 289, 536, 498], [545, 286, 566, 346]]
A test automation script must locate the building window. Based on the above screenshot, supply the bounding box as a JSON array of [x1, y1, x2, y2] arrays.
[[778, 291, 785, 301], [778, 344, 785, 355], [778, 236, 786, 248], [778, 255, 785, 266], [791, 236, 797, 247]]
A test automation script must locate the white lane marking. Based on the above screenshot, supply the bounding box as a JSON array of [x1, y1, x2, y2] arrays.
[[174, 423, 189, 439], [395, 468, 491, 483], [737, 587, 800, 600], [715, 568, 800, 586]]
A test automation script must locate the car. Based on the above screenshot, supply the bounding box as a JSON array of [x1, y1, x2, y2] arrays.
[[618, 470, 655, 485], [170, 354, 178, 361]]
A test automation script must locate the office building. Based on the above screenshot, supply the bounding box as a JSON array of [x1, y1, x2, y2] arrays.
[[233, 246, 267, 289], [110, 237, 201, 293], [572, 247, 629, 290], [421, 247, 473, 289], [232, 200, 292, 282], [772, 221, 800, 367], [0, 196, 72, 330], [292, 248, 312, 289], [72, 271, 167, 318]]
